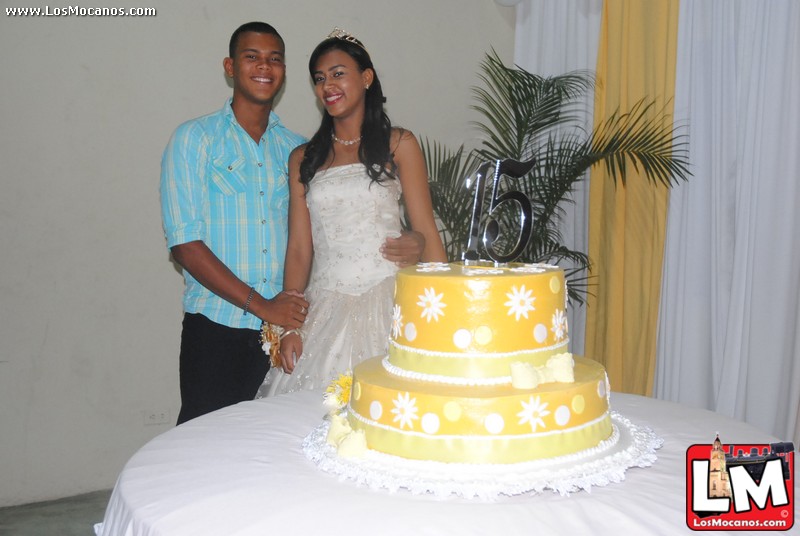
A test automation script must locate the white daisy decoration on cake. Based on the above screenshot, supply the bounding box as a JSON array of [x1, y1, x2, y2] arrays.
[[517, 396, 550, 432], [504, 285, 535, 321], [390, 392, 419, 430], [462, 267, 504, 276], [417, 287, 446, 322], [551, 309, 568, 341], [391, 304, 403, 339], [416, 262, 451, 273], [510, 264, 545, 274]]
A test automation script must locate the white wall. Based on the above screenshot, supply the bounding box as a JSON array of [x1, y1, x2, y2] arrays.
[[0, 0, 515, 506]]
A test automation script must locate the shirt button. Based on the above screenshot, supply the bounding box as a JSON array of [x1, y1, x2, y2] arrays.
[[227, 165, 233, 171], [260, 191, 265, 196], [262, 278, 267, 283], [261, 219, 266, 224], [262, 249, 267, 254], [257, 162, 263, 167]]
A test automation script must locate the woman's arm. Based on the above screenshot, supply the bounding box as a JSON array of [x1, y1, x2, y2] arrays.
[[279, 146, 315, 373], [392, 129, 448, 263], [283, 146, 314, 293]]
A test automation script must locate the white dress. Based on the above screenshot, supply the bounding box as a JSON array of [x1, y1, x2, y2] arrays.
[[258, 163, 402, 396]]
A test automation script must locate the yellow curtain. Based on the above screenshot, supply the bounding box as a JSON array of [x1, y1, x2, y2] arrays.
[[584, 0, 679, 395]]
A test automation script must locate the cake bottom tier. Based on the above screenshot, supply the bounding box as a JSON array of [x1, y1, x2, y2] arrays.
[[347, 356, 612, 464]]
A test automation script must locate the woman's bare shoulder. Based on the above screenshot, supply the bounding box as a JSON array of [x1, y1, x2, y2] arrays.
[[289, 143, 308, 166], [390, 127, 420, 156]]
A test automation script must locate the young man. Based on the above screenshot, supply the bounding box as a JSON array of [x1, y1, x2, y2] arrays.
[[161, 22, 423, 424]]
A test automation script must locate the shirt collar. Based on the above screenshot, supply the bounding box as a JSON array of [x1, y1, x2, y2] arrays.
[[223, 97, 282, 133]]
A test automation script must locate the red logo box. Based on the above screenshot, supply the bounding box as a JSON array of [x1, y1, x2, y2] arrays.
[[686, 436, 794, 531]]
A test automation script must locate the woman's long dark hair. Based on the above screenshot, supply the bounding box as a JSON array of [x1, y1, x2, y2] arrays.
[[299, 37, 396, 188]]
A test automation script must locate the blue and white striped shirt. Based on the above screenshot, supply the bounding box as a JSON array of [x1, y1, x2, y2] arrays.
[[160, 99, 306, 329]]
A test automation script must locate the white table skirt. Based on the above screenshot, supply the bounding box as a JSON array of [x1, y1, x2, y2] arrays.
[[95, 390, 795, 536]]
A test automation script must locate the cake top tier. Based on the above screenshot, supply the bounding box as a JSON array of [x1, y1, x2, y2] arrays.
[[406, 261, 562, 278], [386, 262, 569, 383]]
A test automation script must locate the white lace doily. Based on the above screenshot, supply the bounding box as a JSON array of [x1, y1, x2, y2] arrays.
[[302, 412, 662, 500]]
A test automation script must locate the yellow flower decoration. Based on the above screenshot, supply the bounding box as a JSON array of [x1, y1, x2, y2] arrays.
[[323, 372, 353, 412]]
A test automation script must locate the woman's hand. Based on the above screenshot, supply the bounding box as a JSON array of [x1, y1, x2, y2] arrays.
[[278, 332, 303, 373]]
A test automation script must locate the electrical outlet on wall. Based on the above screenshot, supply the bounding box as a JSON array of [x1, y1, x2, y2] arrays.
[[143, 409, 171, 426]]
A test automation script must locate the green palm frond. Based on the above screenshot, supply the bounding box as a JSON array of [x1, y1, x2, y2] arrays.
[[472, 50, 595, 159], [422, 139, 478, 260], [588, 99, 691, 186], [421, 52, 691, 303]]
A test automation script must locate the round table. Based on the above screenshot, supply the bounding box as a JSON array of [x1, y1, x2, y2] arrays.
[[95, 390, 795, 535]]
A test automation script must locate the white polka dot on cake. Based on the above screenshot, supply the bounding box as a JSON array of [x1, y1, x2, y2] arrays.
[[404, 322, 417, 342], [484, 413, 505, 434], [353, 382, 361, 401], [555, 405, 571, 426], [597, 379, 606, 398], [533, 324, 548, 343], [421, 413, 440, 434], [453, 328, 472, 349], [370, 400, 383, 420]]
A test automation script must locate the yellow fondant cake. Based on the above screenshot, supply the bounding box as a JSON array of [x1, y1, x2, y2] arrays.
[[345, 262, 614, 465], [348, 356, 611, 463], [387, 262, 569, 383]]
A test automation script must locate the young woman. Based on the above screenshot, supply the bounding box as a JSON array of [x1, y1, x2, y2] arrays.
[[258, 29, 447, 396]]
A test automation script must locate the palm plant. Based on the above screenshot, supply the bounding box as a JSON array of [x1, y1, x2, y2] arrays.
[[423, 51, 690, 304]]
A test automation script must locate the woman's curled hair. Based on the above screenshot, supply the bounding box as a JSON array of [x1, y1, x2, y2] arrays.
[[299, 37, 397, 188]]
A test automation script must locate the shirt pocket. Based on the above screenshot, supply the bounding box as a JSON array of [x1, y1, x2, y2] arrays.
[[208, 155, 247, 195]]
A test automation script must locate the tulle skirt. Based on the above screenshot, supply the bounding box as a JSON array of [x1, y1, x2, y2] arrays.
[[257, 276, 395, 397]]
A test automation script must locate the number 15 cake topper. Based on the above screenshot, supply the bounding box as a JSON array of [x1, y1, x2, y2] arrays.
[[463, 157, 536, 264]]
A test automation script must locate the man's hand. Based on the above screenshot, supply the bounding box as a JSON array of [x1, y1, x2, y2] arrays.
[[381, 230, 425, 267], [266, 291, 309, 329]]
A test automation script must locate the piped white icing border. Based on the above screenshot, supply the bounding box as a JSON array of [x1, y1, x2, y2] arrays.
[[302, 412, 662, 500], [389, 339, 569, 360], [381, 356, 511, 385]]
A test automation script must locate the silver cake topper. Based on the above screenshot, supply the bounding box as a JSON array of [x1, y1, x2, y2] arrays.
[[462, 157, 536, 264]]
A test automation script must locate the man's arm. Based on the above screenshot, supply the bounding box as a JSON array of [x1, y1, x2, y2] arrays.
[[171, 240, 308, 328], [381, 230, 427, 267], [161, 120, 307, 329]]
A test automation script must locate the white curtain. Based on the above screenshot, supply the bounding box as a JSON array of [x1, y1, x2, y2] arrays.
[[656, 0, 800, 445], [512, 0, 800, 444], [512, 0, 603, 357]]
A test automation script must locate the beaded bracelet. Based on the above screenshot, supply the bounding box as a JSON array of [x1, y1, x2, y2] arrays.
[[242, 287, 256, 316]]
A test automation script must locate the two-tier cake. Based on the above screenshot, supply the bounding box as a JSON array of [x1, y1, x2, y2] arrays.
[[303, 261, 660, 498], [346, 262, 612, 463]]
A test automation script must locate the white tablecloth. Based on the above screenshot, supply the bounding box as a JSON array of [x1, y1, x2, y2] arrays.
[[95, 390, 796, 536]]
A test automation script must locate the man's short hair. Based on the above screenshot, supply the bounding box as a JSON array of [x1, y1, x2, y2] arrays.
[[229, 22, 284, 58]]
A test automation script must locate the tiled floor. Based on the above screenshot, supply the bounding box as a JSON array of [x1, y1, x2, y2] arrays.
[[0, 489, 111, 536]]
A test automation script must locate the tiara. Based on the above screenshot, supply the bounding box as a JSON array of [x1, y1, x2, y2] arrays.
[[327, 27, 367, 51]]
